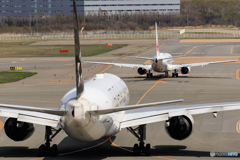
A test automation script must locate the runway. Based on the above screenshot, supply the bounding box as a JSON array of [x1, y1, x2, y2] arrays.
[[0, 39, 240, 160]]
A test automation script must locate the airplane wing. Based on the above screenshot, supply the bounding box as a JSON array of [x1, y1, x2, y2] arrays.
[[120, 101, 240, 128], [84, 60, 152, 70], [0, 104, 67, 128], [169, 60, 237, 70], [128, 55, 184, 60], [88, 99, 183, 116], [128, 56, 153, 60]]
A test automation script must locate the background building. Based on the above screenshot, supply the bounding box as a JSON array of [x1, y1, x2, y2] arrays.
[[0, 0, 180, 17]]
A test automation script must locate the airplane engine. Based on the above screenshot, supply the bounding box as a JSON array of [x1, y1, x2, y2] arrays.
[[137, 68, 147, 75], [181, 67, 191, 74], [4, 118, 35, 141], [165, 115, 194, 140]]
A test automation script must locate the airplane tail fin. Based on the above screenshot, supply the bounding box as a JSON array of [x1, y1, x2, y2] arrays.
[[73, 0, 84, 98], [155, 22, 162, 57]]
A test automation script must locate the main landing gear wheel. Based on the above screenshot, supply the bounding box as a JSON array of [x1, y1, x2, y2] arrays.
[[165, 72, 169, 77], [38, 126, 62, 157], [133, 143, 151, 156], [133, 144, 139, 156], [127, 125, 151, 156], [50, 144, 58, 157], [146, 71, 153, 78], [172, 69, 179, 78], [145, 144, 151, 156], [38, 144, 47, 157]]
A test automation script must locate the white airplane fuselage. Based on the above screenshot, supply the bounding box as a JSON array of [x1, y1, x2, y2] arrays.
[[151, 53, 174, 72], [59, 73, 130, 142]]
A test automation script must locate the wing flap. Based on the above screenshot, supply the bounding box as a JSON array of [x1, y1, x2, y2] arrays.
[[0, 110, 18, 118], [121, 113, 168, 128], [171, 60, 237, 70], [18, 114, 59, 128], [0, 105, 62, 128], [0, 104, 67, 116], [121, 102, 240, 128]]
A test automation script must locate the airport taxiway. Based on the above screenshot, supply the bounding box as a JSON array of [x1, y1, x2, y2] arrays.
[[0, 39, 240, 160]]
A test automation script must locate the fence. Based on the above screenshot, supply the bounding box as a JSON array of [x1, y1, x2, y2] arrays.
[[0, 28, 240, 40]]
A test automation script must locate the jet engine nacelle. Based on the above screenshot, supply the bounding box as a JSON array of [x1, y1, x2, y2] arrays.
[[181, 67, 191, 74], [4, 118, 35, 141], [165, 115, 194, 140], [137, 68, 147, 75]]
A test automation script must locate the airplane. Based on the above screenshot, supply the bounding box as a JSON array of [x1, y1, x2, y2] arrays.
[[84, 23, 238, 78], [1, 0, 240, 158]]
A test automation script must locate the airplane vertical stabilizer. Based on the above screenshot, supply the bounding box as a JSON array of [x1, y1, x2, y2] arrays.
[[73, 0, 84, 98], [155, 22, 162, 57]]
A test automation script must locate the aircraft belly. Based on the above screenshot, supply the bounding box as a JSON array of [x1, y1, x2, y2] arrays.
[[152, 62, 166, 72], [61, 113, 114, 142]]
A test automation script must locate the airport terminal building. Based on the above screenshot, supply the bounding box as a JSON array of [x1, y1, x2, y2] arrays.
[[0, 0, 180, 17]]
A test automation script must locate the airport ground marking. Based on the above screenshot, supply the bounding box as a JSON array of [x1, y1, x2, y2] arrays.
[[231, 46, 234, 54], [0, 121, 4, 130], [110, 137, 133, 152], [99, 65, 112, 74], [236, 69, 240, 80], [155, 157, 177, 160], [144, 60, 152, 64], [236, 121, 240, 134], [136, 78, 164, 105], [184, 46, 197, 56], [137, 48, 155, 57]]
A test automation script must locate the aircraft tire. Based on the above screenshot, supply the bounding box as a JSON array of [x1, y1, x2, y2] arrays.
[[50, 144, 58, 157], [145, 144, 151, 156], [38, 144, 47, 157], [133, 143, 139, 156]]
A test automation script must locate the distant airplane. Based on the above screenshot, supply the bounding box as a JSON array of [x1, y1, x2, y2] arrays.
[[84, 23, 237, 78], [1, 0, 240, 158]]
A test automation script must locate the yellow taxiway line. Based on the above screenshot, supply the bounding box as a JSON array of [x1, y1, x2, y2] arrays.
[[136, 78, 166, 105], [184, 46, 197, 56], [231, 46, 234, 54], [236, 69, 240, 80]]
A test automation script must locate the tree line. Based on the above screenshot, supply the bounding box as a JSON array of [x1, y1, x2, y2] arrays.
[[0, 0, 240, 33]]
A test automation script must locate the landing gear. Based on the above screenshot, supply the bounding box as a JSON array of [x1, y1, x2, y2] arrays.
[[172, 69, 178, 78], [146, 71, 153, 78], [38, 126, 62, 157], [127, 125, 151, 156], [165, 72, 169, 77]]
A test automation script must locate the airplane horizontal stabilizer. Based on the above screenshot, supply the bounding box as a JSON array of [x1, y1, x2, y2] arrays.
[[87, 99, 183, 116]]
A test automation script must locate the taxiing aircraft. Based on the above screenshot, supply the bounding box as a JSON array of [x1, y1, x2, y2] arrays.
[[1, 0, 240, 157], [84, 23, 237, 78]]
